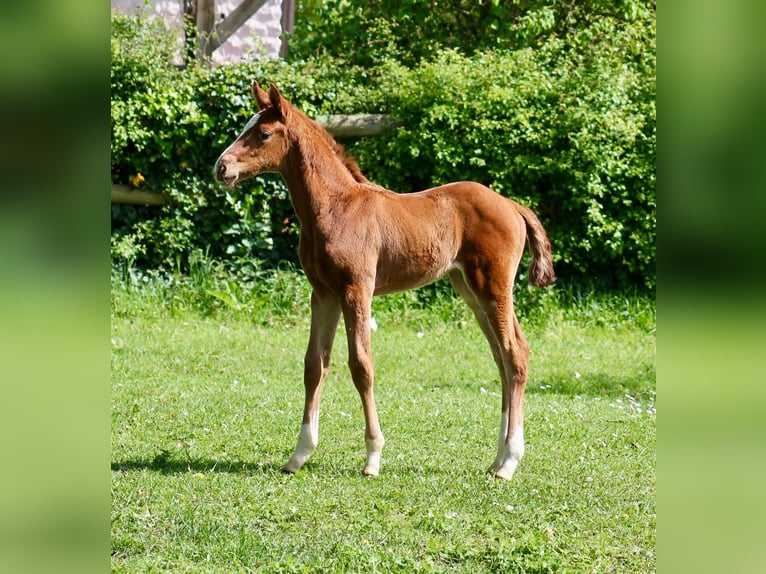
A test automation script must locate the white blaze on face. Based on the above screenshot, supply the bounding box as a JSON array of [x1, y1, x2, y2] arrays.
[[236, 112, 261, 140], [218, 113, 261, 159], [215, 113, 262, 176]]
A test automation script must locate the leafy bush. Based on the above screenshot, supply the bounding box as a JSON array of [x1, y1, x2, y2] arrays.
[[111, 3, 654, 292], [291, 0, 655, 67], [352, 34, 655, 288]]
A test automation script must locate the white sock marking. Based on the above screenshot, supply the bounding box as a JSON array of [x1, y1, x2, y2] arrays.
[[492, 409, 524, 479], [289, 413, 319, 469]]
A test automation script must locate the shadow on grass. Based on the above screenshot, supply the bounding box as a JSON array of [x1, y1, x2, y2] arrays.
[[111, 456, 374, 479], [111, 456, 284, 476]]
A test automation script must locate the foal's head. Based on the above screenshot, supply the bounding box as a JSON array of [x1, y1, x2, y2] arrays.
[[215, 82, 370, 187], [214, 82, 293, 186]]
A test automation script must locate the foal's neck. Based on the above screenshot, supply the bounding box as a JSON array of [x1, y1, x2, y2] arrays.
[[280, 122, 359, 224]]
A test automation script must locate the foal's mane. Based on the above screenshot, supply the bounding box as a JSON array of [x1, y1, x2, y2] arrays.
[[317, 128, 370, 184], [289, 103, 371, 184]]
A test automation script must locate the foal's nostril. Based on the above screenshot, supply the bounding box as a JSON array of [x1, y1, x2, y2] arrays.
[[215, 160, 231, 183], [214, 157, 237, 185]]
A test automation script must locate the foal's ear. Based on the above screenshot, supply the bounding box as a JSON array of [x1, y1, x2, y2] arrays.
[[268, 83, 288, 120], [252, 81, 271, 111]]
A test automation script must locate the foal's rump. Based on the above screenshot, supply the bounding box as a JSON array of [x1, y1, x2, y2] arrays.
[[439, 181, 555, 288]]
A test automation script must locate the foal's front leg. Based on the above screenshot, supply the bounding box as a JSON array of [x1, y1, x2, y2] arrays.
[[342, 285, 385, 476], [282, 290, 341, 474]]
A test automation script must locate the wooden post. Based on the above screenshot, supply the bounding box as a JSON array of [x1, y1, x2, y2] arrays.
[[111, 115, 399, 204], [196, 0, 216, 62], [280, 0, 296, 58], [209, 0, 271, 53]]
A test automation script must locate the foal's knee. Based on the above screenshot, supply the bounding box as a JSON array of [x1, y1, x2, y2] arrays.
[[348, 350, 374, 386], [305, 334, 334, 372], [304, 351, 328, 384]]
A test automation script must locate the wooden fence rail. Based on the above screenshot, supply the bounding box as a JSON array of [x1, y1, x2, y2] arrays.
[[111, 114, 397, 205], [316, 114, 400, 137], [111, 184, 167, 206]]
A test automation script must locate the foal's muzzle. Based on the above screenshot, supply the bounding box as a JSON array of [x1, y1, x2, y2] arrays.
[[214, 156, 237, 186]]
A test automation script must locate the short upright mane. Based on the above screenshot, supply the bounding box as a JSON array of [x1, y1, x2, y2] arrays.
[[303, 113, 371, 184], [325, 136, 370, 184]]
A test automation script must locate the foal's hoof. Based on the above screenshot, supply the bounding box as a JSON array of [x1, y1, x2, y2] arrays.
[[488, 464, 517, 482], [491, 468, 515, 482], [362, 465, 380, 477], [281, 460, 301, 475]]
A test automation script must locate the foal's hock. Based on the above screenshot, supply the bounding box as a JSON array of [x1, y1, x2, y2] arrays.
[[214, 82, 555, 480]]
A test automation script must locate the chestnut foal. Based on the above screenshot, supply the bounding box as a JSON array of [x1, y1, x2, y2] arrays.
[[214, 82, 554, 480]]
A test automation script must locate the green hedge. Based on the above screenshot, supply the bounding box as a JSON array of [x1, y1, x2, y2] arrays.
[[356, 41, 655, 289], [111, 6, 654, 291], [290, 0, 655, 69]]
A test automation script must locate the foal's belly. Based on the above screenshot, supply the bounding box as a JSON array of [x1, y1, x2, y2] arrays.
[[373, 253, 456, 296]]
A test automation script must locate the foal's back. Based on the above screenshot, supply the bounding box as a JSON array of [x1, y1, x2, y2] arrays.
[[335, 180, 528, 296]]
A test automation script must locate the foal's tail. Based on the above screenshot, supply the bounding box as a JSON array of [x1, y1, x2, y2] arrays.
[[516, 204, 556, 287]]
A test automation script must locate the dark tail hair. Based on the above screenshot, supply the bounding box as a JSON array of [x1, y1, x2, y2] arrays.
[[516, 204, 555, 287]]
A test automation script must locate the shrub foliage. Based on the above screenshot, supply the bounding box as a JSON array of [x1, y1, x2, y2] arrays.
[[111, 2, 655, 291]]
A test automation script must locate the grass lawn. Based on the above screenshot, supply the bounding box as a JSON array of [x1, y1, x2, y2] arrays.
[[111, 294, 655, 572]]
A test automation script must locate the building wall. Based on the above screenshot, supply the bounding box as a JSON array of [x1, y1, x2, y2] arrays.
[[111, 0, 284, 64]]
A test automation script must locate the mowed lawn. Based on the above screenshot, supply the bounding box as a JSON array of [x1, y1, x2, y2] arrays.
[[111, 307, 655, 572]]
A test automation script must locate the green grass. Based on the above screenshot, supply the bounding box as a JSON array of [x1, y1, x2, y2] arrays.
[[111, 275, 655, 573]]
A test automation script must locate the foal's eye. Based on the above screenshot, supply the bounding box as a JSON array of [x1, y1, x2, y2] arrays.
[[258, 131, 271, 142]]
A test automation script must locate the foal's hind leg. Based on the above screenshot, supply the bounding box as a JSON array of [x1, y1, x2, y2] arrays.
[[484, 298, 529, 481], [450, 268, 529, 481], [448, 270, 505, 388], [282, 289, 341, 474]]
